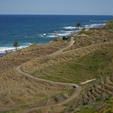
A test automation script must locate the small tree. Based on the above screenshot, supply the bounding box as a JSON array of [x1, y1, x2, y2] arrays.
[[63, 36, 66, 40], [76, 23, 81, 29], [13, 42, 19, 50]]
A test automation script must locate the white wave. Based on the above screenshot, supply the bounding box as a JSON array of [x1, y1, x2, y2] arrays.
[[47, 34, 56, 38], [58, 31, 73, 37], [47, 31, 74, 38], [0, 47, 15, 53], [0, 45, 28, 53], [85, 23, 105, 29], [89, 20, 107, 23], [63, 26, 77, 30]]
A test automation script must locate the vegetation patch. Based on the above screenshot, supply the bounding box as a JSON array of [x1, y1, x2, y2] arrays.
[[32, 46, 113, 83], [104, 20, 113, 30]]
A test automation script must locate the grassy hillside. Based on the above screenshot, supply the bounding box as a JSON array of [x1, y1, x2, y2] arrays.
[[0, 20, 113, 113], [26, 44, 113, 83], [60, 20, 113, 113], [0, 39, 71, 110], [65, 20, 113, 51], [63, 74, 113, 113], [104, 20, 113, 30], [19, 20, 113, 113]]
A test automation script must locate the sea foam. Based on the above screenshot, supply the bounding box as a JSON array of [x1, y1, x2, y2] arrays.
[[85, 23, 105, 29], [47, 30, 74, 38], [63, 26, 77, 30], [0, 45, 29, 53]]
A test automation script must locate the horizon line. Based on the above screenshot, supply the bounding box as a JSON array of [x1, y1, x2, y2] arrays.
[[0, 14, 113, 16]]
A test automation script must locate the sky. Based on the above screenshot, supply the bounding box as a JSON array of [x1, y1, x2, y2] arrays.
[[0, 0, 113, 15]]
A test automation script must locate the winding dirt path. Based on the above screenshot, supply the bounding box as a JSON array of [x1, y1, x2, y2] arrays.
[[16, 37, 95, 113], [50, 37, 75, 56]]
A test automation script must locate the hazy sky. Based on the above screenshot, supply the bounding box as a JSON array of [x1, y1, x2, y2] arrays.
[[0, 0, 113, 15]]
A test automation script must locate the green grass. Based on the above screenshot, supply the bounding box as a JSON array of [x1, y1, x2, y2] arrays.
[[71, 96, 113, 113], [63, 96, 113, 113], [32, 46, 113, 84], [74, 108, 97, 113], [104, 20, 113, 30]]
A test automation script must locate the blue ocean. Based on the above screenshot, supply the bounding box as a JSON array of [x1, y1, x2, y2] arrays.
[[0, 15, 112, 53]]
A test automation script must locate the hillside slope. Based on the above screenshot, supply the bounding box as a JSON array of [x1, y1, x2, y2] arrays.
[[60, 20, 113, 113], [0, 38, 71, 112], [20, 20, 113, 113], [0, 20, 113, 113]]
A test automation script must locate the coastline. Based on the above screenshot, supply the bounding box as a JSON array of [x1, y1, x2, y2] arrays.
[[0, 22, 106, 58], [0, 15, 112, 55], [0, 18, 112, 112]]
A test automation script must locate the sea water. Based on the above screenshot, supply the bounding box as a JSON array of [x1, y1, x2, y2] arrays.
[[0, 15, 112, 53]]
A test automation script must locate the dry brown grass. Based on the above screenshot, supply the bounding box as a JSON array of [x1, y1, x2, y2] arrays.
[[22, 42, 113, 83], [0, 68, 70, 108], [0, 39, 70, 109], [0, 39, 68, 73], [66, 28, 113, 51]]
